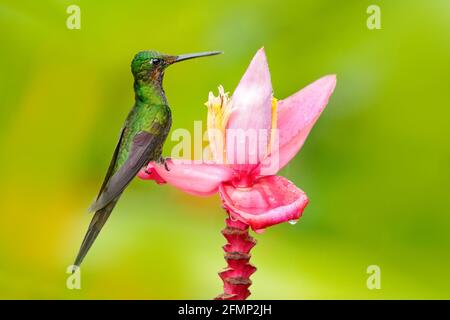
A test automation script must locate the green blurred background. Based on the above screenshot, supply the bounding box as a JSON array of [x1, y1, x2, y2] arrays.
[[0, 0, 449, 299]]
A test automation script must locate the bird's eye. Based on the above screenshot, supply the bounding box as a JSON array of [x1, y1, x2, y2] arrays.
[[150, 58, 161, 65]]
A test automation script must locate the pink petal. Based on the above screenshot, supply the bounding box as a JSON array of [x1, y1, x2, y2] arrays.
[[226, 48, 273, 173], [219, 175, 309, 231], [260, 75, 336, 175], [138, 159, 234, 196]]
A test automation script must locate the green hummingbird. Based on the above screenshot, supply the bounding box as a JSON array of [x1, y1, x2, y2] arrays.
[[74, 50, 221, 268]]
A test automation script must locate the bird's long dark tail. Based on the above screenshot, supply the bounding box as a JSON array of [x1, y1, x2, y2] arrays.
[[73, 197, 120, 269]]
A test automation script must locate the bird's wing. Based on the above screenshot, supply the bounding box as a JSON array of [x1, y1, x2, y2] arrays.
[[75, 129, 160, 268], [94, 127, 126, 202], [89, 130, 159, 212]]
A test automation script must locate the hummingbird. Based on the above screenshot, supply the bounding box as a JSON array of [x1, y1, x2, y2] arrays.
[[73, 50, 221, 268]]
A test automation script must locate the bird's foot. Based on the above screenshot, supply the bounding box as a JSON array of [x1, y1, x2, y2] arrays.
[[157, 157, 171, 171]]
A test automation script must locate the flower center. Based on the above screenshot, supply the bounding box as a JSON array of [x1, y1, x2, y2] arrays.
[[230, 168, 261, 188], [231, 175, 254, 189]]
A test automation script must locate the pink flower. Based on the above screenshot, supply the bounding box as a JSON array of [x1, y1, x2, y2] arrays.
[[139, 48, 336, 232]]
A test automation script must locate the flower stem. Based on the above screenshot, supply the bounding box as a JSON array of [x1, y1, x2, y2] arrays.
[[215, 215, 257, 300]]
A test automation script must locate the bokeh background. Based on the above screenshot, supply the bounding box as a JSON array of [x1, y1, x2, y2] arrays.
[[1, 0, 449, 299]]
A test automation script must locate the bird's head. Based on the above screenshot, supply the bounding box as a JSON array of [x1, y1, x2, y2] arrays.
[[131, 50, 222, 82]]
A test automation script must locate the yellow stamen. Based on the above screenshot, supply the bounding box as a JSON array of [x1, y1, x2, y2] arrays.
[[204, 86, 234, 163], [267, 97, 278, 155]]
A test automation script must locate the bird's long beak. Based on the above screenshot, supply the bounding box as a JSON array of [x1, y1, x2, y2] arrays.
[[174, 51, 222, 63]]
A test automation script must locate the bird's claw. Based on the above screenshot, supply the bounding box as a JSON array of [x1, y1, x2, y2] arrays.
[[158, 157, 171, 171]]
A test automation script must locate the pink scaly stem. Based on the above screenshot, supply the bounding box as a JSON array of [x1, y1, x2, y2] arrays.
[[215, 215, 257, 300]]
